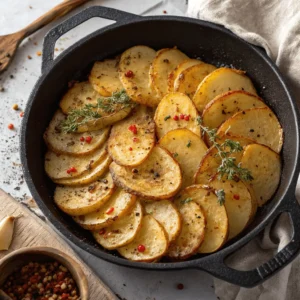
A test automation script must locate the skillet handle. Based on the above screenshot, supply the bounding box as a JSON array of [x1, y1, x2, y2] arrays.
[[194, 196, 300, 288], [42, 6, 141, 72]]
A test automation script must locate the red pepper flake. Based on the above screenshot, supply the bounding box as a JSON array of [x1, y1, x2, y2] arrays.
[[184, 114, 190, 121], [133, 137, 139, 142], [8, 123, 14, 130], [128, 124, 138, 134], [85, 136, 93, 143], [99, 228, 106, 235], [80, 136, 85, 142], [67, 167, 77, 174], [125, 70, 134, 78], [106, 207, 114, 215], [163, 10, 167, 14], [177, 283, 184, 290], [173, 115, 179, 121], [179, 114, 185, 120], [61, 293, 70, 300], [137, 244, 146, 252], [233, 194, 240, 200], [129, 147, 133, 151], [20, 112, 24, 117]]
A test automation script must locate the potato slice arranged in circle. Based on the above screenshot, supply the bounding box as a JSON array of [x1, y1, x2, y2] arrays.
[[168, 197, 205, 260], [168, 59, 202, 92], [159, 129, 207, 188], [207, 176, 256, 240], [192, 68, 257, 113], [154, 92, 200, 139], [149, 48, 188, 97], [74, 189, 136, 230], [202, 91, 267, 129], [44, 110, 110, 156], [54, 154, 111, 186], [240, 144, 281, 206], [181, 185, 228, 253], [45, 144, 107, 180], [174, 63, 216, 99], [89, 59, 123, 96], [143, 200, 181, 242], [108, 105, 155, 167], [54, 172, 114, 216], [110, 146, 182, 200], [118, 215, 168, 262], [119, 45, 160, 107], [217, 107, 283, 153], [93, 200, 143, 250]]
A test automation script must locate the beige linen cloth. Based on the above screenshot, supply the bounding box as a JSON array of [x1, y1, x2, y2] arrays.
[[187, 1, 300, 299]]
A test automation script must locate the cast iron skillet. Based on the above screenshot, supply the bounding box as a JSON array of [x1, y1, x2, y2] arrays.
[[21, 6, 300, 288]]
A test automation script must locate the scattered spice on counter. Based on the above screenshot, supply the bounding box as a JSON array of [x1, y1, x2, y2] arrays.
[[12, 104, 19, 110], [8, 123, 14, 130], [27, 55, 32, 60], [177, 283, 184, 290], [163, 10, 167, 14], [20, 112, 24, 117], [36, 51, 42, 56], [0, 86, 4, 92], [10, 75, 14, 79], [1, 261, 80, 300]]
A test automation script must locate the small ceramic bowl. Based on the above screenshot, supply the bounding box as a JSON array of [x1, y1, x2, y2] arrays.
[[0, 247, 88, 299]]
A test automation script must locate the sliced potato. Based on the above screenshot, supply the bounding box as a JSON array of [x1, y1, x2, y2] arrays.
[[44, 110, 110, 156], [217, 107, 283, 153], [202, 91, 267, 129], [168, 59, 202, 92], [74, 189, 136, 230], [149, 48, 188, 97], [174, 63, 216, 98], [54, 172, 114, 216], [110, 146, 182, 200], [89, 59, 123, 96], [107, 105, 155, 166], [45, 144, 107, 180], [168, 198, 205, 260], [93, 200, 143, 249], [207, 176, 256, 240], [192, 68, 257, 112], [194, 135, 255, 184], [143, 200, 181, 242], [118, 215, 168, 262], [119, 45, 160, 107], [240, 144, 281, 206], [159, 129, 207, 188], [154, 92, 200, 139], [181, 185, 228, 253], [54, 154, 111, 186]]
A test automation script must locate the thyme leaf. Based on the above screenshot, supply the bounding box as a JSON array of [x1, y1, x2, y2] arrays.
[[216, 189, 225, 206], [180, 197, 193, 204]]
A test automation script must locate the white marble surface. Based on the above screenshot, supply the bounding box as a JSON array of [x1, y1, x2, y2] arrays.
[[0, 1, 217, 299]]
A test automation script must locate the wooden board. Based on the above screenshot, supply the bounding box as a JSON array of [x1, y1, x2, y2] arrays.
[[0, 189, 116, 300]]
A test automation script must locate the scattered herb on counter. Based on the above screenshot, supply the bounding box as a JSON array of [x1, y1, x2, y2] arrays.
[[216, 189, 225, 206]]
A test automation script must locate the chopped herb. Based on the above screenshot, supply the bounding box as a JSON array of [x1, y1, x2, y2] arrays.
[[186, 140, 191, 148], [216, 189, 225, 206], [173, 152, 178, 158], [181, 197, 193, 204], [164, 115, 171, 121], [196, 116, 202, 125]]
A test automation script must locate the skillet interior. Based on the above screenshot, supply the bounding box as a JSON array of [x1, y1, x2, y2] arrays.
[[21, 17, 299, 268]]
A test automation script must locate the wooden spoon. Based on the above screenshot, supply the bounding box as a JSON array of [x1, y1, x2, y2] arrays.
[[0, 0, 90, 74]]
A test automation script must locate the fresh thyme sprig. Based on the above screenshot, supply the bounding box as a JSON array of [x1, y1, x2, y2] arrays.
[[197, 116, 253, 182], [61, 89, 133, 133]]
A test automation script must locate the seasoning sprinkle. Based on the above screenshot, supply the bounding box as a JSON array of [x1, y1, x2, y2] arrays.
[[186, 140, 191, 148], [164, 115, 171, 121]]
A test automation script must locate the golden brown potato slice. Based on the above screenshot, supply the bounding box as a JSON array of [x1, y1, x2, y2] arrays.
[[207, 176, 256, 240], [119, 45, 160, 107], [45, 144, 107, 180], [240, 144, 281, 206], [217, 107, 283, 153], [74, 189, 136, 230], [158, 129, 207, 188], [154, 92, 200, 139], [168, 197, 205, 260], [192, 68, 257, 112], [93, 200, 143, 249], [168, 59, 202, 92], [110, 146, 182, 200], [44, 110, 110, 156], [54, 172, 114, 216], [181, 185, 228, 253], [174, 63, 216, 98], [118, 215, 168, 262], [89, 59, 123, 96], [143, 200, 181, 242], [194, 135, 255, 184], [202, 91, 267, 129], [107, 105, 155, 166], [149, 48, 188, 97], [54, 154, 111, 186]]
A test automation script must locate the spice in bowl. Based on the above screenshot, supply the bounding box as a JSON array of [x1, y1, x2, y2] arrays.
[[1, 260, 79, 300]]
